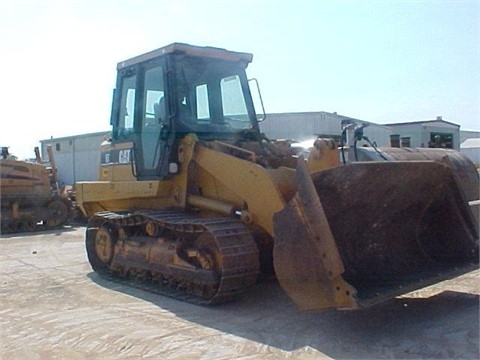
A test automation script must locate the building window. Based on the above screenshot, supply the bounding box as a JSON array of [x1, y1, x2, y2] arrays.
[[429, 132, 453, 148]]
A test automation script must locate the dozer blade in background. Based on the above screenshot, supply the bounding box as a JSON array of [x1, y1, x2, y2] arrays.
[[273, 160, 478, 311]]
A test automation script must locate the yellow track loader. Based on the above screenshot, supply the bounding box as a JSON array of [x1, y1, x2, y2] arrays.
[[1, 146, 71, 233], [76, 43, 479, 310]]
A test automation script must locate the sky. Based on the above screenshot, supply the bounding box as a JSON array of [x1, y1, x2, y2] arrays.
[[0, 0, 479, 159]]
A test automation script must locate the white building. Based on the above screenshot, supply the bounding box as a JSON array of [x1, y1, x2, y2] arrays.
[[40, 131, 109, 186], [260, 111, 393, 147], [460, 138, 480, 167], [460, 130, 480, 144], [386, 117, 460, 150]]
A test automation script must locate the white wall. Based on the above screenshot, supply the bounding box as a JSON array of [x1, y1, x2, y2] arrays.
[[460, 138, 480, 166], [260, 111, 392, 146], [40, 131, 109, 185]]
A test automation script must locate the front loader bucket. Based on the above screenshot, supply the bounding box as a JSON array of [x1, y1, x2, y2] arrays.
[[273, 159, 357, 310], [273, 159, 478, 310]]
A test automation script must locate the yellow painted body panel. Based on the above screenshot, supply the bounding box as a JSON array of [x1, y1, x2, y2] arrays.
[[78, 136, 197, 217], [98, 141, 136, 182], [193, 145, 287, 235], [76, 180, 174, 214], [307, 138, 341, 172]]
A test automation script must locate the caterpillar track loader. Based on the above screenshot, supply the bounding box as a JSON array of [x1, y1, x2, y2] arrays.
[[76, 43, 479, 310], [1, 146, 71, 233]]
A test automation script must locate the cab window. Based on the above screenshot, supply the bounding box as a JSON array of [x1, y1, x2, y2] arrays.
[[141, 65, 165, 170], [221, 75, 249, 125], [196, 84, 210, 120], [118, 74, 136, 136]]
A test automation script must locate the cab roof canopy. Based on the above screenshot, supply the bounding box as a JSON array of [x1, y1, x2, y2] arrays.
[[117, 42, 254, 70]]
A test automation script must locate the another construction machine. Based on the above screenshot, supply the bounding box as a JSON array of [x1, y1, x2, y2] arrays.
[[76, 43, 479, 310], [1, 146, 71, 233]]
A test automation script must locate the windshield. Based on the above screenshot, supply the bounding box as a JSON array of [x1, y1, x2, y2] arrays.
[[173, 56, 256, 137]]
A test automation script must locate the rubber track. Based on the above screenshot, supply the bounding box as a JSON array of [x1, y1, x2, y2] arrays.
[[87, 209, 259, 305]]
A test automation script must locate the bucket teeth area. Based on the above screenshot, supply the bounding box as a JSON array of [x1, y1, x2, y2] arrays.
[[273, 160, 478, 310]]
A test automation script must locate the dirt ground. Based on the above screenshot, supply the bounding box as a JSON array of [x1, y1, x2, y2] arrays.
[[1, 226, 479, 360]]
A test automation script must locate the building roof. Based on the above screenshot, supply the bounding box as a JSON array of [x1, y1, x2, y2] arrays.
[[461, 138, 480, 148], [40, 131, 110, 143], [266, 111, 392, 130], [385, 119, 460, 128]]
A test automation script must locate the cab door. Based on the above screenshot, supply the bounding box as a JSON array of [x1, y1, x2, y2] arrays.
[[111, 61, 172, 181], [136, 63, 170, 180]]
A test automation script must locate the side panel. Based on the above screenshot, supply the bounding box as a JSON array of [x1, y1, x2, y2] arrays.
[[98, 141, 136, 182], [76, 136, 197, 217], [76, 181, 173, 216], [193, 146, 286, 234]]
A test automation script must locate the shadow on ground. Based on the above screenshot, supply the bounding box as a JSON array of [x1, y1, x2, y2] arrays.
[[0, 225, 82, 239], [88, 272, 479, 359]]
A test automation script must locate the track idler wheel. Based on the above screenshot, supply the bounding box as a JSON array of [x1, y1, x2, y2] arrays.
[[192, 233, 222, 298], [94, 226, 116, 265], [46, 199, 69, 227], [86, 222, 117, 272], [195, 233, 222, 273]]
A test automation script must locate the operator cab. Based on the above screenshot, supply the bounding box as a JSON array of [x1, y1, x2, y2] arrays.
[[110, 43, 259, 180]]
